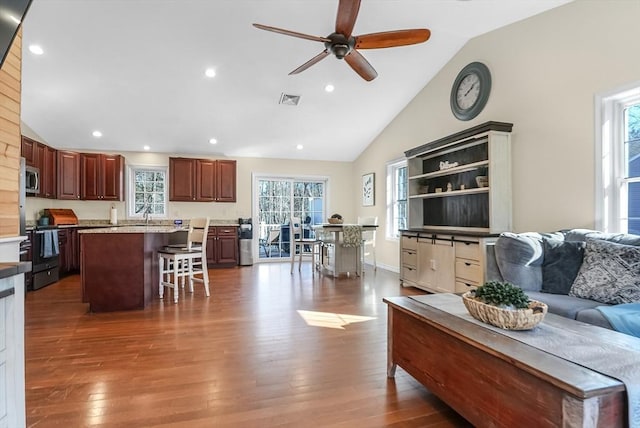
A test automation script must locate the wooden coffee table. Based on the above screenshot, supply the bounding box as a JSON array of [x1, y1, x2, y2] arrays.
[[384, 295, 627, 428]]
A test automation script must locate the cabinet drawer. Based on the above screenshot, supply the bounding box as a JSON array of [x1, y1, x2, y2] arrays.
[[402, 249, 417, 267], [455, 241, 480, 261], [402, 236, 418, 251], [216, 227, 237, 236], [456, 259, 481, 284], [455, 281, 477, 294], [402, 265, 417, 282]]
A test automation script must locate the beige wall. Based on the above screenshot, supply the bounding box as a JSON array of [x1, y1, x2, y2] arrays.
[[353, 0, 640, 271], [25, 150, 353, 224], [0, 30, 22, 238]]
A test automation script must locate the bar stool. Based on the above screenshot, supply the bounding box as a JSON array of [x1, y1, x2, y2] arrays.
[[290, 216, 322, 273], [358, 216, 378, 271], [158, 217, 210, 303]]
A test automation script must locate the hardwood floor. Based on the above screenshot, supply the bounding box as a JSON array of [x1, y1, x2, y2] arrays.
[[25, 264, 471, 427]]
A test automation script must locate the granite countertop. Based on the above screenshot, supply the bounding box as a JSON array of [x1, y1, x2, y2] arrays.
[[78, 225, 186, 234], [0, 262, 31, 280], [27, 219, 240, 229]]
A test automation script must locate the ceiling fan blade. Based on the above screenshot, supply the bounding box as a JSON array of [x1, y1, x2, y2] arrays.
[[335, 0, 361, 38], [253, 23, 331, 43], [344, 49, 378, 81], [355, 29, 431, 49], [289, 50, 331, 75]]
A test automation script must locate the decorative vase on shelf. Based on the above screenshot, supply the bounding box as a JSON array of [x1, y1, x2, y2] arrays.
[[475, 176, 488, 188]]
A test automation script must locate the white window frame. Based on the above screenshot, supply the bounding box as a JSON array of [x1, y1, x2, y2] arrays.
[[126, 164, 168, 219], [595, 81, 640, 233], [386, 157, 407, 240]]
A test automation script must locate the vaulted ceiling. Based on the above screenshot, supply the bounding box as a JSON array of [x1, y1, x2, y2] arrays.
[[21, 0, 571, 161]]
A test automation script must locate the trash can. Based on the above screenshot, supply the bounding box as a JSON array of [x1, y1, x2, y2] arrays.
[[238, 218, 253, 266]]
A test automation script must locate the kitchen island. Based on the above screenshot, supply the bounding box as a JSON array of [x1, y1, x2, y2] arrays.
[[79, 226, 183, 312], [313, 224, 378, 277]]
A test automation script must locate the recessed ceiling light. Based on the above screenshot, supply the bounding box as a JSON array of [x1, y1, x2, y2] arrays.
[[205, 68, 216, 78], [143, 145, 150, 151], [296, 144, 303, 150], [209, 138, 217, 145], [29, 45, 44, 55], [92, 130, 102, 138], [325, 84, 335, 93]]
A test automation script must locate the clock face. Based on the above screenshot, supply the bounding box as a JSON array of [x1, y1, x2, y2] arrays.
[[450, 62, 491, 121], [456, 73, 481, 110]]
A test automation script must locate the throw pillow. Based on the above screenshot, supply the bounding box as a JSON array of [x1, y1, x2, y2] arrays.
[[541, 239, 585, 295], [569, 239, 640, 304], [494, 232, 563, 291]]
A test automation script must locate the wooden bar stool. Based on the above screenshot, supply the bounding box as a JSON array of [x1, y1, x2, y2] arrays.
[[158, 218, 210, 303]]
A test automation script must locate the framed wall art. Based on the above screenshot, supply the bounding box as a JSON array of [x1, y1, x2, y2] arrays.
[[362, 173, 375, 206]]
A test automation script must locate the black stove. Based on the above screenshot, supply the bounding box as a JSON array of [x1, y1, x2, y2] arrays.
[[31, 225, 59, 290]]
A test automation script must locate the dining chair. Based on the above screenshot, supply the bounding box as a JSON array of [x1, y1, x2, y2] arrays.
[[358, 216, 378, 271], [290, 216, 322, 273], [158, 217, 210, 303], [341, 224, 363, 276]]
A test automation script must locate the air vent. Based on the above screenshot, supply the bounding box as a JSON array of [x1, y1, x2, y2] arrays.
[[279, 93, 301, 106]]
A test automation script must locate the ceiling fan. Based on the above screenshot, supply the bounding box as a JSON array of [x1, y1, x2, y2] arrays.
[[253, 0, 431, 81]]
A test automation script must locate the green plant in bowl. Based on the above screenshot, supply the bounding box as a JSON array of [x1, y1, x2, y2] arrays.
[[471, 281, 530, 310]]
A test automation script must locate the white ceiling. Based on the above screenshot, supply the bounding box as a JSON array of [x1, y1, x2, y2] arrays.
[[21, 0, 571, 162]]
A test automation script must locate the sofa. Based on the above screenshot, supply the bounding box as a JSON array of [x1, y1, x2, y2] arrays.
[[486, 229, 640, 330]]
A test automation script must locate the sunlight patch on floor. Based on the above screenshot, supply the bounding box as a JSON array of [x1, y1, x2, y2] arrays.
[[297, 310, 376, 330]]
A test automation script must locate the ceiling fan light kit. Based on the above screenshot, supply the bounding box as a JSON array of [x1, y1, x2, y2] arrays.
[[253, 0, 431, 81]]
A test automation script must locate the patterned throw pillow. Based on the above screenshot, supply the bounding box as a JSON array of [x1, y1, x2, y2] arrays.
[[569, 239, 640, 304]]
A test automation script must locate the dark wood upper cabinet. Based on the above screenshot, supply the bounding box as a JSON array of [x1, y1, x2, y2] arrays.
[[80, 153, 123, 201], [21, 136, 56, 198], [169, 157, 235, 202], [57, 150, 81, 200], [169, 158, 196, 201], [216, 160, 237, 202], [196, 159, 216, 201], [21, 136, 36, 166], [39, 143, 57, 199]]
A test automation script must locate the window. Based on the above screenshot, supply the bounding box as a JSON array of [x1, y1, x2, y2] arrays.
[[127, 166, 167, 218], [386, 158, 407, 239], [597, 84, 640, 234]]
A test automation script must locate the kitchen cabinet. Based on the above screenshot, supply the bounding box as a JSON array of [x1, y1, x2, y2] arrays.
[[22, 137, 57, 199], [20, 136, 36, 167], [169, 157, 236, 202], [216, 160, 237, 202], [206, 226, 238, 267], [41, 144, 57, 198], [81, 153, 124, 201], [57, 150, 81, 200]]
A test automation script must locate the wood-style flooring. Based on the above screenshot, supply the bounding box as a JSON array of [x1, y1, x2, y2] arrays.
[[25, 263, 472, 427]]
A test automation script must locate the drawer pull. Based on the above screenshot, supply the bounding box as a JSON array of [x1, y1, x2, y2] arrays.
[[465, 262, 471, 266], [0, 287, 15, 300]]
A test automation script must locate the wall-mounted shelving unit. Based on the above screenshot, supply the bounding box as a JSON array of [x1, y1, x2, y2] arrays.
[[405, 121, 513, 233]]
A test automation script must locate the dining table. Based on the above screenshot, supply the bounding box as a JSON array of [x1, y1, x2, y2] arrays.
[[312, 223, 378, 277]]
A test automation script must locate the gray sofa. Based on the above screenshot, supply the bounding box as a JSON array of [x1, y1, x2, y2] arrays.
[[486, 229, 640, 330]]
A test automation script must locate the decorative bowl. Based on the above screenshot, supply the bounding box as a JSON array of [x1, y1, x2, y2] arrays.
[[475, 176, 489, 188], [462, 291, 547, 330], [328, 218, 343, 224]]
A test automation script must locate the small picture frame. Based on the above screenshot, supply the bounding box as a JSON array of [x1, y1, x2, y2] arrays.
[[362, 173, 375, 206]]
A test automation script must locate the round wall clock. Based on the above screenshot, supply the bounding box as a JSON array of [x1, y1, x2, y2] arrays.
[[450, 61, 491, 121]]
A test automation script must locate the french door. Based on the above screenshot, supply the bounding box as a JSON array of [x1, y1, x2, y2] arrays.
[[254, 176, 326, 260]]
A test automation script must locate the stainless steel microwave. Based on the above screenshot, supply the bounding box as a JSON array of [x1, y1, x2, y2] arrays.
[[25, 165, 39, 194]]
